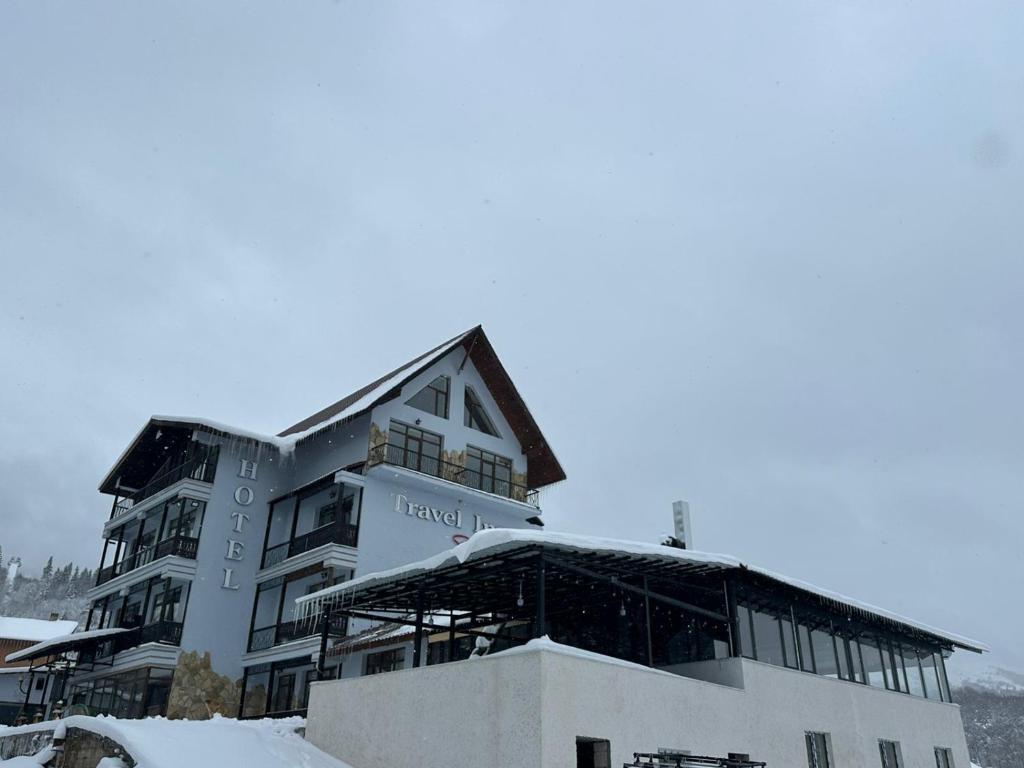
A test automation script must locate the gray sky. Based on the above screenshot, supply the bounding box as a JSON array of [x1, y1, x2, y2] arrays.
[[2, 1, 1021, 678]]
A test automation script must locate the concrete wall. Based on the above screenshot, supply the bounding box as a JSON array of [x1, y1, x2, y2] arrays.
[[307, 650, 544, 768], [306, 646, 972, 768]]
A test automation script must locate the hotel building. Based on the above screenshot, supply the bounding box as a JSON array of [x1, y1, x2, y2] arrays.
[[7, 326, 563, 720]]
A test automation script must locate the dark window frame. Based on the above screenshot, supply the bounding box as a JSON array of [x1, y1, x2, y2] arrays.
[[405, 375, 450, 419], [463, 384, 500, 437]]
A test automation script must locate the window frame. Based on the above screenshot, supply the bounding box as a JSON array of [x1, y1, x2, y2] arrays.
[[463, 384, 501, 437], [405, 375, 450, 419]]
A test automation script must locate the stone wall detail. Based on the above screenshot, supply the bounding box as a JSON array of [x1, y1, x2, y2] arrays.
[[165, 650, 240, 720]]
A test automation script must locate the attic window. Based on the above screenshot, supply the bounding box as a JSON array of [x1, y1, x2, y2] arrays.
[[464, 385, 499, 437], [406, 375, 450, 419]]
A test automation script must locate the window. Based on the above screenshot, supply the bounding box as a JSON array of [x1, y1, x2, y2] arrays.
[[805, 732, 831, 768], [465, 446, 514, 496], [934, 747, 954, 768], [860, 639, 888, 689], [811, 629, 839, 678], [576, 737, 611, 768], [798, 624, 816, 672], [750, 609, 786, 666], [879, 740, 901, 768], [364, 647, 406, 676], [780, 617, 799, 668], [388, 420, 443, 474], [464, 385, 499, 436], [738, 606, 755, 659], [406, 375, 450, 418]]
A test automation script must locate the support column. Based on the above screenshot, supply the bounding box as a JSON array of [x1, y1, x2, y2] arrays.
[[412, 590, 425, 668], [643, 576, 654, 668], [725, 578, 741, 658], [316, 611, 331, 680], [534, 553, 546, 639], [447, 609, 456, 663]]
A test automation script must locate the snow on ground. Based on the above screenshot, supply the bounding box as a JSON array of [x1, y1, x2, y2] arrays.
[[0, 715, 355, 768]]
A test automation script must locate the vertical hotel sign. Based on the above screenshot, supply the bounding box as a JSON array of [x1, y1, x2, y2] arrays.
[[222, 458, 257, 590]]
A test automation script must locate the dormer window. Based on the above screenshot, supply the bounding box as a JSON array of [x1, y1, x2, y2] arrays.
[[463, 385, 499, 437], [406, 375, 450, 419]]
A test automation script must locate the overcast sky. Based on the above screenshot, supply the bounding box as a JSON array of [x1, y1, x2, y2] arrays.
[[1, 1, 1021, 678]]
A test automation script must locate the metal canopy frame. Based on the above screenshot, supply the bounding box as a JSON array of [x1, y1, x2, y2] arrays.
[[310, 540, 967, 682]]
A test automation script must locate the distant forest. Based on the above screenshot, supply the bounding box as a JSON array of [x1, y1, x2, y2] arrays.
[[0, 548, 93, 625], [957, 686, 1024, 768]]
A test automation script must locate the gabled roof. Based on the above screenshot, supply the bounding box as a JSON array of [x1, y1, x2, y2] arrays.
[[278, 326, 566, 488], [99, 326, 565, 494]]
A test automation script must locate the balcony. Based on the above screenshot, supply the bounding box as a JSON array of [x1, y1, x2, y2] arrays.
[[367, 443, 536, 504], [80, 620, 184, 665], [248, 616, 348, 653], [96, 536, 199, 586], [110, 447, 219, 520], [261, 523, 360, 570]]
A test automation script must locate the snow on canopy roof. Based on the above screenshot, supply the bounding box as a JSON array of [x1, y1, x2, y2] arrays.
[[4, 627, 130, 664], [0, 714, 355, 768], [296, 528, 987, 653], [0, 617, 78, 643]]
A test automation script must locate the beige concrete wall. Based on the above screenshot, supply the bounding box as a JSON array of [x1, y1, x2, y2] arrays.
[[538, 652, 970, 768], [305, 651, 544, 768], [306, 646, 971, 768]]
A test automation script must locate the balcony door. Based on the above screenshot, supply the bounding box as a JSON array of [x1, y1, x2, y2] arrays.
[[388, 420, 443, 475]]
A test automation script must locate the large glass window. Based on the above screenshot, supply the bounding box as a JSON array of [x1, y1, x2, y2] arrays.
[[465, 446, 514, 497], [750, 609, 785, 666], [463, 385, 500, 436], [861, 639, 888, 689], [811, 629, 839, 678], [262, 480, 362, 567], [899, 645, 925, 697], [880, 640, 900, 691], [798, 624, 816, 672], [738, 606, 755, 659], [920, 651, 943, 700], [805, 732, 831, 768], [241, 666, 270, 718], [406, 375, 450, 418], [389, 420, 443, 474], [780, 617, 799, 669]]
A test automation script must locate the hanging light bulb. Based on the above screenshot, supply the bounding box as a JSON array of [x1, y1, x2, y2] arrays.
[[619, 599, 627, 618], [516, 578, 524, 608]]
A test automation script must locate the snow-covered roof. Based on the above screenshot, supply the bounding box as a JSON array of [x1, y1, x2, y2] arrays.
[[98, 329, 473, 488], [4, 627, 131, 664], [0, 715, 354, 768], [296, 529, 987, 653], [0, 617, 78, 643]]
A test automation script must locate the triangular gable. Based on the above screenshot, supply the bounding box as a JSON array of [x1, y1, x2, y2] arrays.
[[277, 326, 566, 488]]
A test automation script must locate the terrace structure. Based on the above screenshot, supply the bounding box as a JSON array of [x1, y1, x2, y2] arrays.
[[299, 530, 981, 768]]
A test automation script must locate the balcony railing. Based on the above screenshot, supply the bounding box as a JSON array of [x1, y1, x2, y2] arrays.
[[110, 447, 219, 520], [367, 443, 536, 504], [79, 620, 184, 664], [261, 522, 360, 569], [248, 615, 347, 653], [95, 536, 199, 586]]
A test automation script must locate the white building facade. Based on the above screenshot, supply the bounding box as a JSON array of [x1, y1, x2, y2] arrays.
[[9, 327, 563, 720]]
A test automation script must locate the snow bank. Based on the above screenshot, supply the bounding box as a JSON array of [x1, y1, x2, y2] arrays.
[[0, 715, 355, 768], [295, 528, 987, 653]]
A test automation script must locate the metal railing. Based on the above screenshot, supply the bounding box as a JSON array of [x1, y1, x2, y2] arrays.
[[110, 447, 219, 520], [261, 522, 360, 570], [367, 443, 536, 504], [95, 536, 199, 586], [78, 620, 184, 665], [248, 615, 348, 653]]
